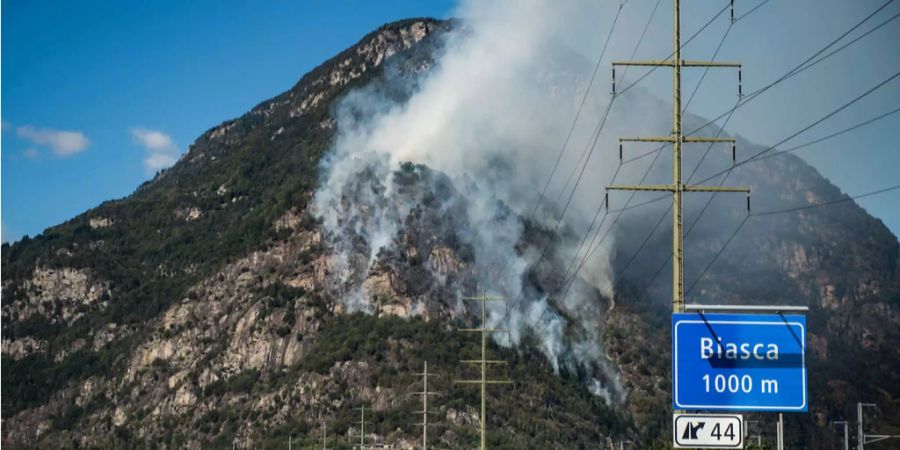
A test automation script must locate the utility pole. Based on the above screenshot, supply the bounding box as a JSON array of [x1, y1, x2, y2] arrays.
[[777, 413, 784, 450], [413, 361, 440, 450], [455, 291, 512, 450], [354, 405, 373, 450], [607, 0, 749, 437], [607, 0, 749, 314], [834, 421, 849, 450], [321, 422, 332, 450], [858, 403, 866, 450], [857, 402, 900, 449]]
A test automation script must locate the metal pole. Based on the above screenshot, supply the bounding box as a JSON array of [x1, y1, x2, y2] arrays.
[[481, 293, 487, 450], [858, 403, 864, 450], [607, 0, 748, 313], [423, 362, 428, 450], [672, 0, 684, 314], [842, 422, 849, 450], [777, 413, 784, 450], [455, 292, 510, 450], [360, 406, 366, 450], [856, 402, 900, 447]]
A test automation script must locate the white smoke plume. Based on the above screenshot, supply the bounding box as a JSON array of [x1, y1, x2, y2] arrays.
[[312, 0, 676, 402]]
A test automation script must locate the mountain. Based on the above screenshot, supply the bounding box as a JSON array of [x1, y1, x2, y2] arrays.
[[3, 18, 899, 449]]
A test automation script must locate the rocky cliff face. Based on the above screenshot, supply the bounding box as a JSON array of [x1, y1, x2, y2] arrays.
[[2, 18, 898, 450]]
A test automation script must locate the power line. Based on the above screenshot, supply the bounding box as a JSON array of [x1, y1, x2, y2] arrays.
[[552, 0, 737, 290], [497, 2, 729, 308], [750, 106, 900, 163], [526, 1, 628, 225], [554, 14, 739, 309], [684, 0, 897, 139], [551, 0, 663, 207], [684, 184, 900, 297], [622, 1, 900, 166], [550, 1, 734, 245], [620, 68, 900, 231], [612, 2, 733, 97], [598, 23, 745, 292], [694, 70, 900, 184], [648, 70, 900, 300], [497, 0, 634, 280], [545, 0, 667, 289], [679, 69, 900, 268], [635, 104, 900, 302], [753, 184, 900, 217], [523, 0, 753, 345], [555, 0, 733, 210], [684, 215, 748, 297], [735, 0, 771, 21], [496, 0, 671, 324]]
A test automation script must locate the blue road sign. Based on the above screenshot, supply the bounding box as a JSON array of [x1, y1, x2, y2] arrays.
[[673, 313, 807, 412]]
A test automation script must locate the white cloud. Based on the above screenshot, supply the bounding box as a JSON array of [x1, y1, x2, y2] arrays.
[[143, 152, 178, 172], [22, 148, 39, 159], [130, 127, 181, 174], [16, 125, 90, 156]]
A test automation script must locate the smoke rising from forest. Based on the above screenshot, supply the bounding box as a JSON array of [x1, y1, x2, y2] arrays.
[[311, 0, 689, 402]]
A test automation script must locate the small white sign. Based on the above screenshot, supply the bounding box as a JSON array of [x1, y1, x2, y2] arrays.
[[673, 413, 743, 449]]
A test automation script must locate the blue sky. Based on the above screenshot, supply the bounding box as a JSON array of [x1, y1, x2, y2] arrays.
[[2, 1, 454, 241], [3, 0, 899, 241]]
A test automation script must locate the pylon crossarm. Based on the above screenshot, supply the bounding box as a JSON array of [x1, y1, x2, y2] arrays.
[[461, 360, 508, 364], [457, 328, 510, 333], [865, 435, 900, 444], [682, 185, 750, 193], [682, 137, 735, 143], [454, 380, 513, 384], [607, 184, 674, 192], [461, 297, 506, 301], [612, 59, 674, 67], [620, 136, 676, 143], [680, 60, 741, 68]]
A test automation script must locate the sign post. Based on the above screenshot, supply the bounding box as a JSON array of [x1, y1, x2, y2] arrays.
[[672, 313, 807, 412]]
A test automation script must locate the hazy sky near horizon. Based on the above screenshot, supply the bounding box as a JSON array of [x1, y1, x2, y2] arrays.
[[2, 0, 899, 241]]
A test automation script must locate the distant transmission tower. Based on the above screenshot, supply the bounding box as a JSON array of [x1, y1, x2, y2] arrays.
[[413, 362, 441, 450], [607, 0, 749, 313], [353, 404, 373, 450], [321, 421, 332, 450], [455, 291, 511, 450]]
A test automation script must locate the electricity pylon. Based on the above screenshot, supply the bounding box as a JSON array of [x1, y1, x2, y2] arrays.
[[353, 404, 373, 450], [320, 421, 332, 450], [455, 291, 512, 450], [413, 361, 441, 450], [606, 0, 750, 314]]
